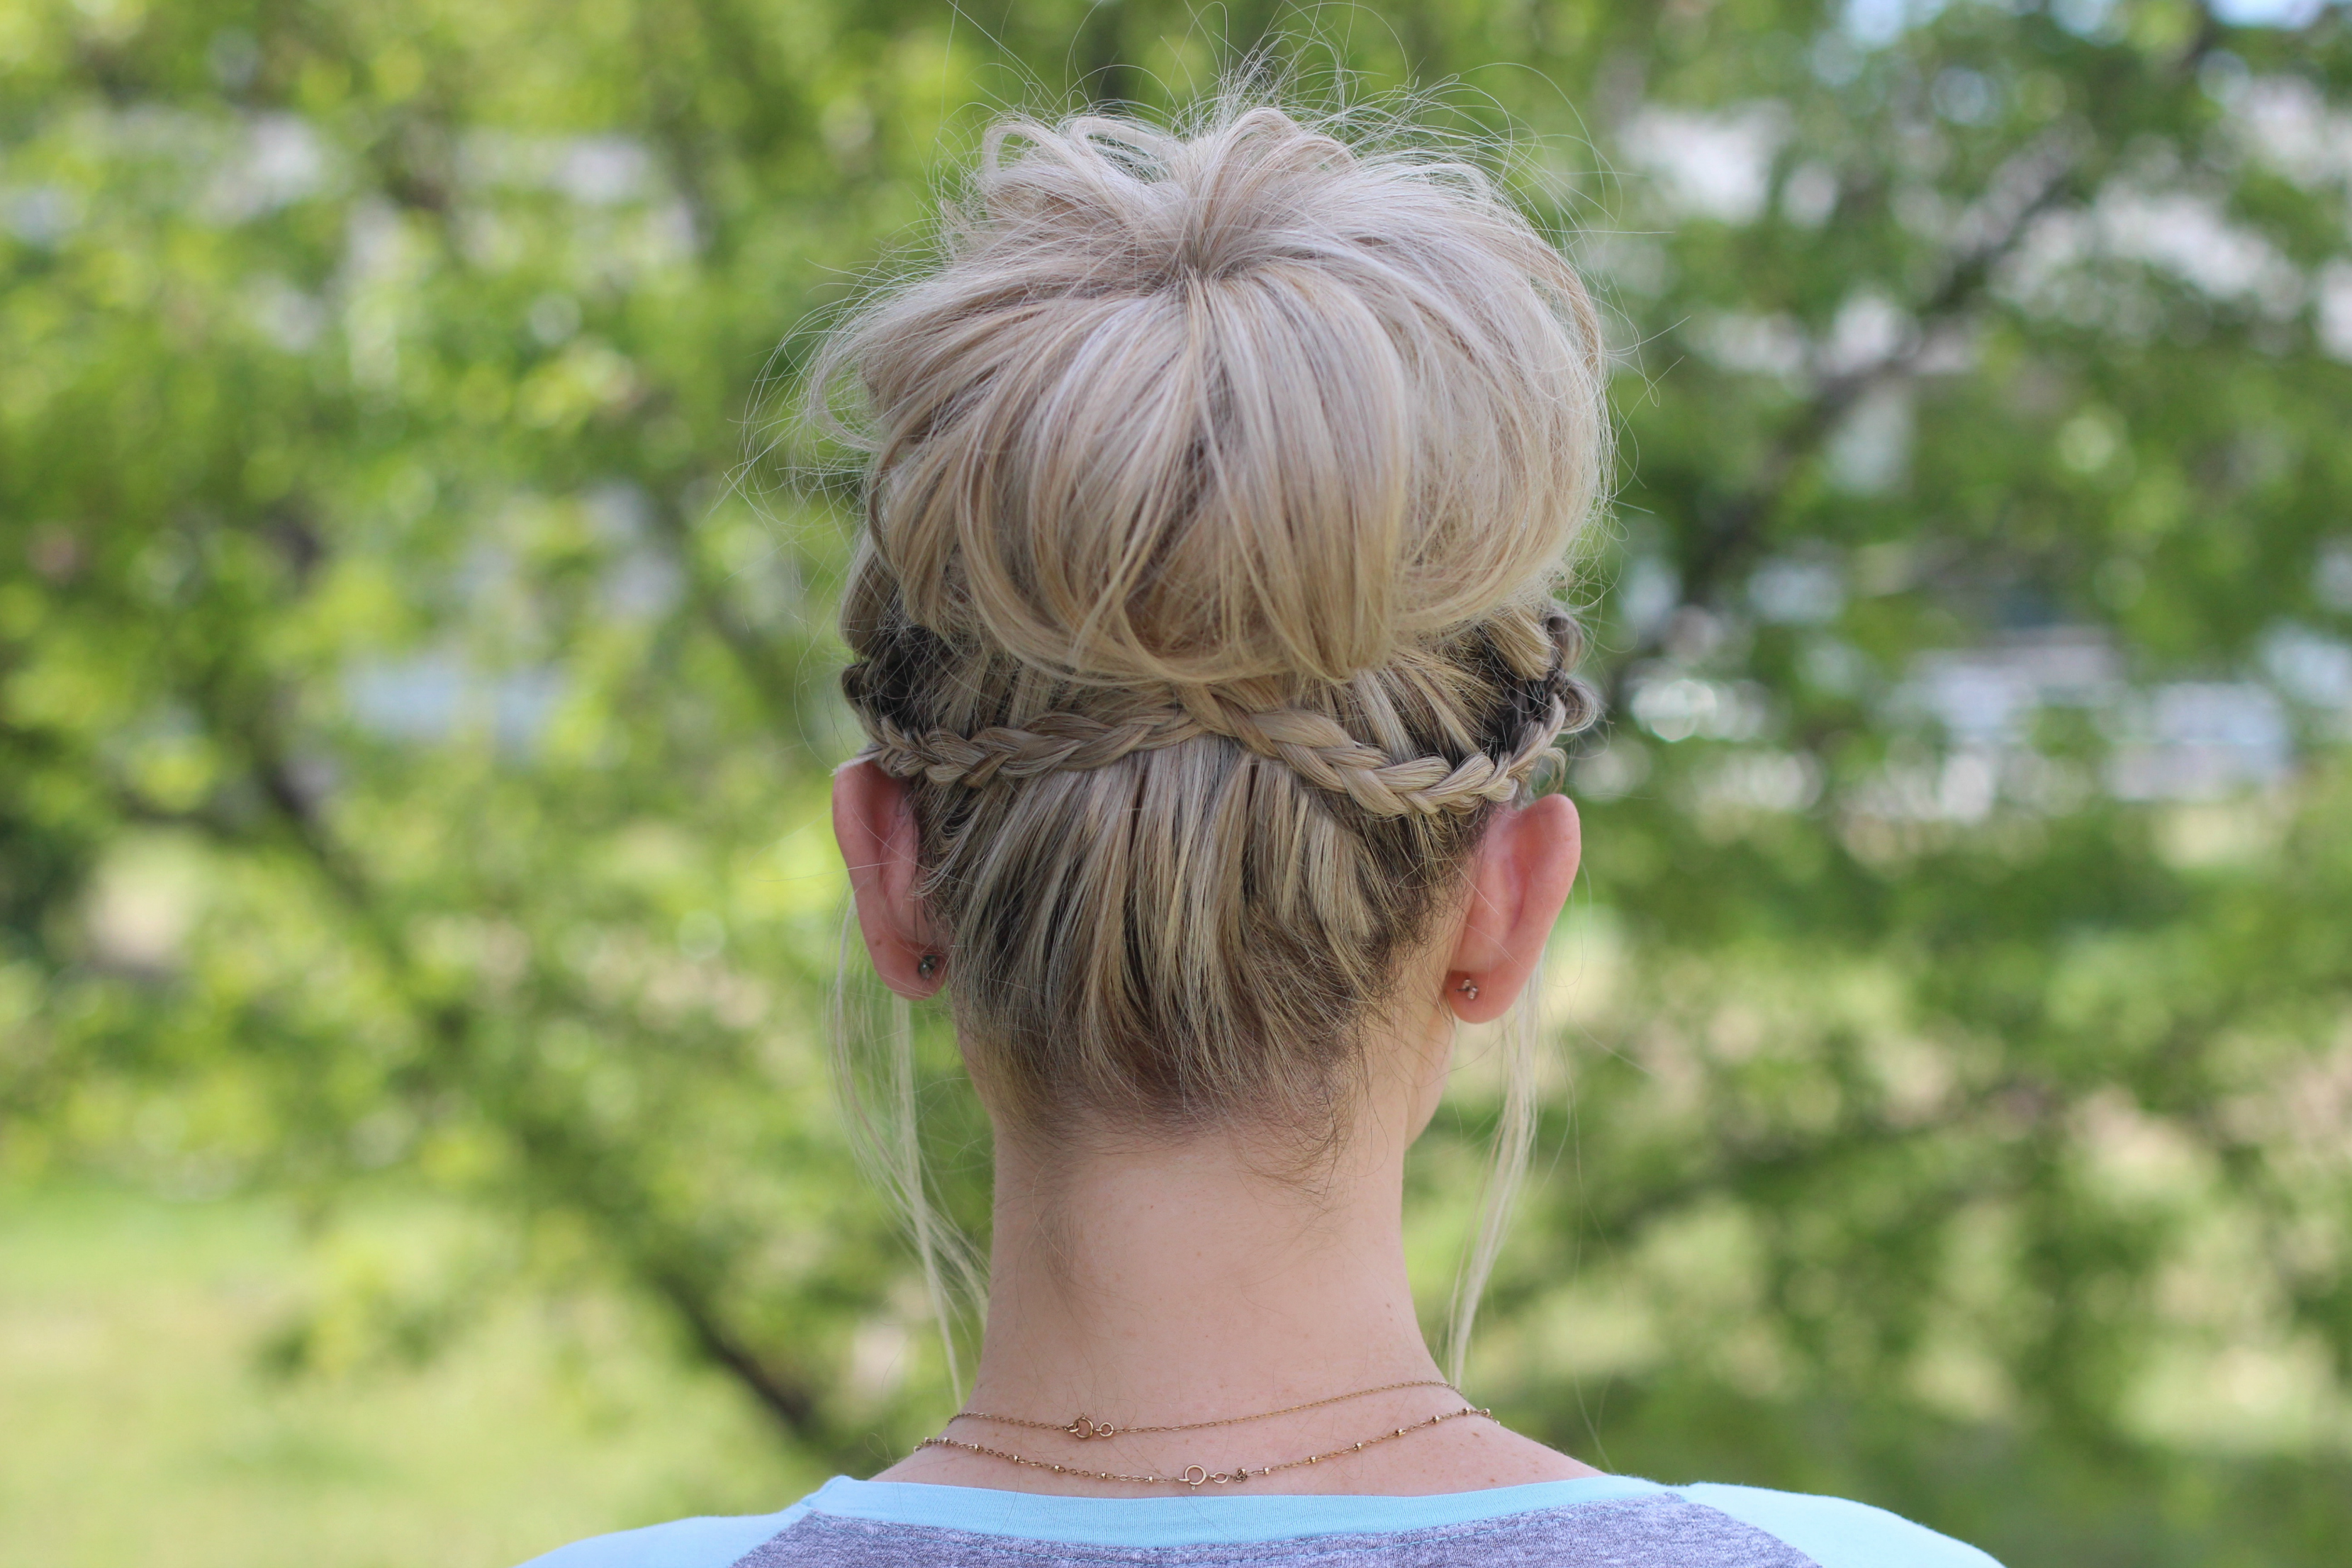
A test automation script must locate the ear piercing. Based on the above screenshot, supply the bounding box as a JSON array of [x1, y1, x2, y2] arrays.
[[1456, 978, 1479, 1002], [918, 953, 940, 980]]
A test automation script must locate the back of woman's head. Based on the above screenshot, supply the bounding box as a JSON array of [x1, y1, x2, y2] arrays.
[[823, 101, 1606, 1147]]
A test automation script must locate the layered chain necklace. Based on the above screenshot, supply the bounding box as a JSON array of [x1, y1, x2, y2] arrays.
[[916, 1378, 1495, 1491]]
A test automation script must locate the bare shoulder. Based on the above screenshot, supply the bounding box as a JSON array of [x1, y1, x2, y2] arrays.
[[1393, 1414, 1602, 1489], [1218, 1414, 1598, 1495], [871, 1445, 992, 1486]]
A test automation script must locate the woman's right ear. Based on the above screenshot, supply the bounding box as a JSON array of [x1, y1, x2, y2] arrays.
[[831, 758, 946, 997]]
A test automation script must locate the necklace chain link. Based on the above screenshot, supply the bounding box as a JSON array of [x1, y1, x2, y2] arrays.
[[917, 1404, 1494, 1490], [955, 1377, 1457, 1442]]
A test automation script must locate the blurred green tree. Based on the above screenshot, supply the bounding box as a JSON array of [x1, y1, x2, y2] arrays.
[[4, 2, 2351, 1563]]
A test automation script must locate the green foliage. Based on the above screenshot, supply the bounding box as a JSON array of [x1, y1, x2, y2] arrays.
[[0, 1182, 824, 1568], [4, 2, 2351, 1562]]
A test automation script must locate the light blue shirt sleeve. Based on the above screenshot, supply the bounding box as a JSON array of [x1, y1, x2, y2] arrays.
[[514, 1478, 2003, 1566], [1679, 1483, 2004, 1568], [513, 1503, 810, 1568]]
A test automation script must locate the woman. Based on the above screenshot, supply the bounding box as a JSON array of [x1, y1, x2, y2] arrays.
[[530, 101, 1999, 1567]]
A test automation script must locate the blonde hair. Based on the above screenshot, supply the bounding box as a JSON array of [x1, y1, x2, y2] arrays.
[[818, 99, 1607, 1382]]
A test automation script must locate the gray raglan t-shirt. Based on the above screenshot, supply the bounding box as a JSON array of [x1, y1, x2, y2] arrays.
[[519, 1475, 2003, 1567]]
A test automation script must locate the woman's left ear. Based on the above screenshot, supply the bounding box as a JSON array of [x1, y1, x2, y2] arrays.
[[1445, 793, 1581, 1023], [832, 757, 948, 997]]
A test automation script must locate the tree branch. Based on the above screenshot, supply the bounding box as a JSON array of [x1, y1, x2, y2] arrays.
[[184, 676, 831, 1441], [651, 1267, 821, 1432], [1601, 127, 2091, 719]]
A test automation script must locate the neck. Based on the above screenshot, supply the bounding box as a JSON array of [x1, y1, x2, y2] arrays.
[[968, 1112, 1444, 1423]]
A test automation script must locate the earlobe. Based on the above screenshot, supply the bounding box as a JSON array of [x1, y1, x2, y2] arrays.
[[1446, 793, 1581, 1024], [831, 758, 948, 998]]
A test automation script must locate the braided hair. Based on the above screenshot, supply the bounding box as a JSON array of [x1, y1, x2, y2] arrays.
[[819, 101, 1608, 1147]]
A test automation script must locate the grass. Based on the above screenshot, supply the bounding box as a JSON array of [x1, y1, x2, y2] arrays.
[[0, 1182, 822, 1568]]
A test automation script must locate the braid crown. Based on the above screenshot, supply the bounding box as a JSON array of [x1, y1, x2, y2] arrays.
[[851, 606, 1597, 819]]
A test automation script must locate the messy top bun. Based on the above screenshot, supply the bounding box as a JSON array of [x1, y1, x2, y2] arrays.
[[822, 103, 1607, 1144]]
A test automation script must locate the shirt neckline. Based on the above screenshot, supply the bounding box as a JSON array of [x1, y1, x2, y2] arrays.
[[804, 1474, 1665, 1547]]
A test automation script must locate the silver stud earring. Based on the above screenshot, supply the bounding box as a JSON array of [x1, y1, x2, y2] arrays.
[[917, 953, 939, 980], [1456, 978, 1479, 1002]]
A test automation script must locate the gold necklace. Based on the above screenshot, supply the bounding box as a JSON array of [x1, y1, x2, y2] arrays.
[[954, 1377, 1457, 1442], [917, 1403, 1493, 1489]]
